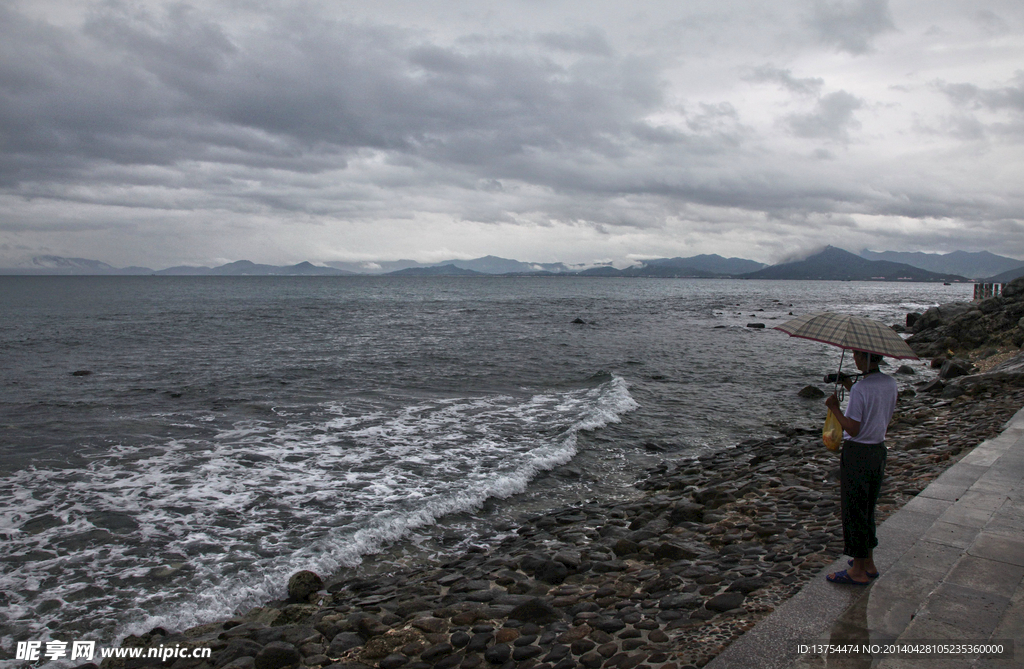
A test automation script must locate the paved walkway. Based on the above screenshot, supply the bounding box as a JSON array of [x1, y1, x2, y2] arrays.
[[708, 405, 1024, 669]]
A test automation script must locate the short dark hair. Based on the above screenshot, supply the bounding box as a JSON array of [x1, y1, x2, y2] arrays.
[[855, 350, 884, 366]]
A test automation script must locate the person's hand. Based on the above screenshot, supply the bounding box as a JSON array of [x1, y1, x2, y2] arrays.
[[825, 393, 841, 415]]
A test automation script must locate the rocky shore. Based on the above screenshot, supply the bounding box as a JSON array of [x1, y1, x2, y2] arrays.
[[96, 363, 1024, 669]]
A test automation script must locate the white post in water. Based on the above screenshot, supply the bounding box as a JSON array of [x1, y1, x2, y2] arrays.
[[975, 283, 1003, 300]]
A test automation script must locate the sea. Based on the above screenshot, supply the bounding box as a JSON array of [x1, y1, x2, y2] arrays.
[[0, 276, 971, 655]]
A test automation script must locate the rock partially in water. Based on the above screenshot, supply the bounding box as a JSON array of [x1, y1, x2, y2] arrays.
[[798, 385, 825, 399], [287, 570, 323, 603]]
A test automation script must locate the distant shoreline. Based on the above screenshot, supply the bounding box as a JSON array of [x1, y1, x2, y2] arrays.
[[0, 272, 974, 283], [5, 246, 1021, 281]]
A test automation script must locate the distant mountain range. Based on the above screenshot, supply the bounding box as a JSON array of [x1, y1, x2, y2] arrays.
[[859, 249, 1024, 280], [2, 248, 1020, 282], [748, 246, 967, 282], [325, 255, 576, 275]]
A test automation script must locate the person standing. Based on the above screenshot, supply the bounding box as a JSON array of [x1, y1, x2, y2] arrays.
[[824, 349, 898, 585]]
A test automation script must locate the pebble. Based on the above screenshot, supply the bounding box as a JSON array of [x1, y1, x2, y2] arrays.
[[102, 377, 1024, 669]]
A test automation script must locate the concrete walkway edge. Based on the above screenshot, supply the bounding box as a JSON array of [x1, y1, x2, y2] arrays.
[[707, 405, 1024, 669]]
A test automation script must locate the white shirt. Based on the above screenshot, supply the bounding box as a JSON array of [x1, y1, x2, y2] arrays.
[[845, 372, 898, 444]]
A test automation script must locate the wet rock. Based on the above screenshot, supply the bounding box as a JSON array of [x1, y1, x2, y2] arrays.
[[287, 571, 324, 603], [494, 628, 519, 644], [221, 657, 256, 669], [378, 654, 408, 669], [653, 542, 703, 561], [507, 599, 561, 625], [612, 539, 639, 556], [798, 385, 825, 399], [420, 644, 453, 663], [72, 370, 93, 376], [410, 618, 446, 634], [590, 617, 626, 634], [466, 633, 492, 653], [553, 550, 582, 569], [725, 577, 768, 594], [658, 593, 703, 610], [705, 593, 745, 613], [571, 639, 596, 655], [939, 359, 973, 380], [215, 639, 264, 667], [746, 323, 766, 329], [483, 644, 511, 664], [253, 642, 300, 669], [328, 633, 363, 656], [512, 646, 544, 662], [896, 365, 916, 375], [669, 501, 705, 524], [693, 487, 736, 509], [942, 385, 966, 399], [356, 618, 390, 640], [394, 599, 435, 618], [535, 560, 568, 584]]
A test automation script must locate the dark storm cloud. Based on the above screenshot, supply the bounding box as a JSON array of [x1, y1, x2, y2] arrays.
[[808, 0, 895, 54], [0, 3, 660, 192], [1, 0, 1023, 267]]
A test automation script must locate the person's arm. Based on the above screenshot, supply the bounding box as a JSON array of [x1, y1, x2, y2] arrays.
[[825, 394, 861, 438]]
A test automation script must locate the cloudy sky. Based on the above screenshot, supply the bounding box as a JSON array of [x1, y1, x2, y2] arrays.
[[1, 0, 1022, 268]]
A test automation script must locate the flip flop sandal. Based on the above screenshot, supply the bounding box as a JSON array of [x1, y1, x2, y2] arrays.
[[827, 569, 871, 585], [848, 560, 879, 578]]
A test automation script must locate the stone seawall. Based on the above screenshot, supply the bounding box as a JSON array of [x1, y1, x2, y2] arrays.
[[99, 378, 1024, 669]]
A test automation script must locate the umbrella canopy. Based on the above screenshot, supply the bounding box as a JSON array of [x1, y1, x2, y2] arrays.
[[774, 312, 919, 360]]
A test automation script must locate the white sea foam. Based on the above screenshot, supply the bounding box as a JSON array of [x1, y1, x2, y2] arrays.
[[0, 376, 637, 649]]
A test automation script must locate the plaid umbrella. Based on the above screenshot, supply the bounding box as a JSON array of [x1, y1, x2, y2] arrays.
[[774, 312, 919, 360]]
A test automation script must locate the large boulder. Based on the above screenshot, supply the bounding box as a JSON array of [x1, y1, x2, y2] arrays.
[[911, 303, 974, 333], [254, 642, 300, 669], [1002, 275, 1024, 300], [287, 571, 323, 603]]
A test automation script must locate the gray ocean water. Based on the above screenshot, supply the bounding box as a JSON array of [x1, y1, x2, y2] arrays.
[[0, 276, 970, 651]]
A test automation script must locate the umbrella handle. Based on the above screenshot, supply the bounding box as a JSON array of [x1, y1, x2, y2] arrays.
[[834, 349, 846, 402]]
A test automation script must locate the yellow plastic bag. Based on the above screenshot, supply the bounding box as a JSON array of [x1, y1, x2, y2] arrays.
[[823, 411, 843, 452]]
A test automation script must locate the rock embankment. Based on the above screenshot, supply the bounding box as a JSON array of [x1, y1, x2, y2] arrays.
[[98, 377, 1024, 669], [902, 275, 1024, 398], [907, 275, 1024, 359]]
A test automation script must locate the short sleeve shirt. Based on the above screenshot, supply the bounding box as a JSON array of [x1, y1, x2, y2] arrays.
[[845, 372, 898, 444]]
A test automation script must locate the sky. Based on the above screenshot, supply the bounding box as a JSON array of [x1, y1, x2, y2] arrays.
[[1, 0, 1023, 269]]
